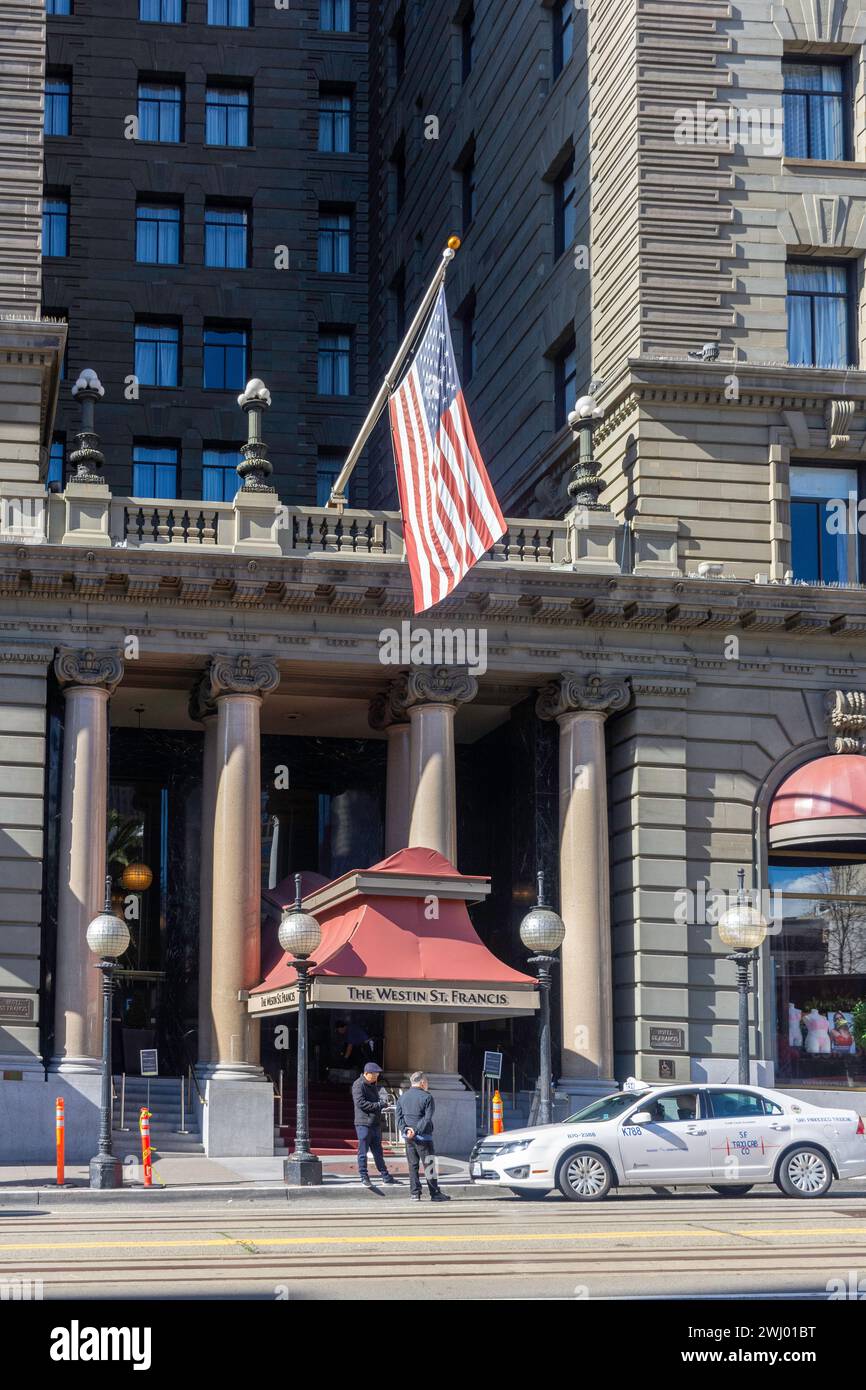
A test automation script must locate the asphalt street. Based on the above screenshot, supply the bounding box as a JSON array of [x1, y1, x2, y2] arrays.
[[2, 1184, 866, 1300]]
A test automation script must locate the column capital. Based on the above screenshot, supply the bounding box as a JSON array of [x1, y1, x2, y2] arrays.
[[189, 669, 218, 724], [206, 652, 280, 701], [54, 647, 124, 693], [368, 684, 410, 732], [536, 672, 630, 722], [391, 666, 478, 714], [826, 689, 866, 753]]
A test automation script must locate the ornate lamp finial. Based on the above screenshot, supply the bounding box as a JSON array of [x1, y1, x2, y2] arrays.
[[565, 393, 606, 512], [236, 378, 275, 493], [68, 369, 106, 484]]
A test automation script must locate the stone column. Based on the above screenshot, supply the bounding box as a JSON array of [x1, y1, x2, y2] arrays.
[[190, 675, 218, 1068], [206, 653, 279, 1079], [51, 648, 124, 1072], [537, 673, 629, 1092], [393, 667, 478, 1076], [369, 688, 412, 1071]]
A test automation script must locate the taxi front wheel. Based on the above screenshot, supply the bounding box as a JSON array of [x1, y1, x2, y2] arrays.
[[556, 1149, 613, 1201], [776, 1146, 833, 1198]]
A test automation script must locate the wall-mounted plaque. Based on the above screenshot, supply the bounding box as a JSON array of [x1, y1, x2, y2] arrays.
[[650, 1026, 685, 1051], [0, 997, 34, 1023]]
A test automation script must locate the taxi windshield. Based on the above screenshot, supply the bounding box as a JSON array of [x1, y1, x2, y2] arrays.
[[563, 1093, 646, 1125]]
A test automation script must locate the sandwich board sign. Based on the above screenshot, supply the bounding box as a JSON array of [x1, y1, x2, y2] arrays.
[[482, 1050, 503, 1080], [140, 1049, 158, 1077]]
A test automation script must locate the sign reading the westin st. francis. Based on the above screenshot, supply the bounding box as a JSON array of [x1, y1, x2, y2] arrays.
[[649, 1026, 686, 1052], [248, 981, 538, 1016], [0, 996, 34, 1023]]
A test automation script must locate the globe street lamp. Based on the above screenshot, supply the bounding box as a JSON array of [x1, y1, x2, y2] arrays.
[[280, 874, 323, 1187], [519, 872, 566, 1125], [717, 869, 768, 1085], [86, 876, 130, 1189]]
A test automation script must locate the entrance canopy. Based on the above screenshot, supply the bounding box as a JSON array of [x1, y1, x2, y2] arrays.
[[769, 754, 866, 848], [250, 847, 539, 1022]]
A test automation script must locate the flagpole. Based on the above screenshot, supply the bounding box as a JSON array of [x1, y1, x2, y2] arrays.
[[327, 235, 462, 510]]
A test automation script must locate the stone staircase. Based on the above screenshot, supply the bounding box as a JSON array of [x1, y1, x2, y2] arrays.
[[112, 1075, 205, 1156]]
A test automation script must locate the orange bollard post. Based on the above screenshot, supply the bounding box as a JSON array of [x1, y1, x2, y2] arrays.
[[139, 1107, 152, 1188], [492, 1089, 504, 1134], [55, 1097, 64, 1186]]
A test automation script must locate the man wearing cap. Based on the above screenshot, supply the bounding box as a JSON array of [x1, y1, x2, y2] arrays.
[[351, 1063, 397, 1188]]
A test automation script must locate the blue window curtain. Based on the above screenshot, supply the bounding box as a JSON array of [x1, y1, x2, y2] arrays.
[[48, 439, 65, 487], [208, 0, 250, 24], [138, 84, 182, 142], [202, 448, 241, 501], [783, 63, 845, 160], [45, 80, 70, 135], [132, 446, 178, 499], [43, 199, 69, 256], [140, 0, 183, 20], [136, 205, 180, 264], [205, 89, 249, 147], [203, 329, 247, 389], [134, 324, 179, 387], [790, 465, 857, 583], [319, 93, 351, 152], [787, 263, 850, 367], [205, 207, 247, 268], [318, 212, 351, 272], [320, 0, 351, 30], [317, 333, 351, 395], [553, 0, 573, 76], [316, 453, 345, 505], [47, 0, 72, 12], [556, 159, 576, 257]]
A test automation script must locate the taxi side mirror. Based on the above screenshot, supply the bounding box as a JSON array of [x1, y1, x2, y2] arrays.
[[630, 1110, 653, 1126]]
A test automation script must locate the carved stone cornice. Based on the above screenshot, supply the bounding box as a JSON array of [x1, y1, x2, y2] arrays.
[[368, 685, 410, 732], [206, 653, 280, 701], [189, 669, 218, 724], [536, 672, 630, 722], [825, 689, 866, 753], [54, 647, 124, 693], [390, 666, 478, 713]]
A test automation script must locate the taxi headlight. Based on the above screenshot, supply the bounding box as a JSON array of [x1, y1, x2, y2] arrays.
[[497, 1139, 534, 1156]]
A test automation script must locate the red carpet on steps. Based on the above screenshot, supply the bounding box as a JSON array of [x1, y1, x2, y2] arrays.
[[278, 1081, 379, 1156]]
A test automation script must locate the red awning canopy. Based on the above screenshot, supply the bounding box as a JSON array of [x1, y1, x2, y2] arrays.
[[250, 847, 538, 1021]]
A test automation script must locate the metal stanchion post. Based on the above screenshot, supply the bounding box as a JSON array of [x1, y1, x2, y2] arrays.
[[119, 1073, 128, 1131], [177, 1074, 188, 1135]]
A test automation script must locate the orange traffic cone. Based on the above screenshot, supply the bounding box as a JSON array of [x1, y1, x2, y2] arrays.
[[492, 1090, 504, 1134]]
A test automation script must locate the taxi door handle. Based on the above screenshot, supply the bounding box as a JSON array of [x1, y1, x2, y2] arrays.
[[769, 1123, 789, 1131], [686, 1126, 707, 1136]]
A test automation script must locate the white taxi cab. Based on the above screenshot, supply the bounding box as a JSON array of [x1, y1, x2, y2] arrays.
[[469, 1082, 866, 1200]]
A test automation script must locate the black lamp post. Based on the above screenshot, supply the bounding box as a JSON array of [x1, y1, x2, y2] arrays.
[[717, 869, 769, 1084], [280, 874, 323, 1187], [519, 872, 566, 1125], [86, 876, 130, 1189]]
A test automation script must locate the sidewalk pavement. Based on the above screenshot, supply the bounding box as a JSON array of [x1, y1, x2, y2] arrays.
[[0, 1151, 503, 1205]]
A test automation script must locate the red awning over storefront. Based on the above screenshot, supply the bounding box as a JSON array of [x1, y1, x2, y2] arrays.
[[250, 847, 538, 1021]]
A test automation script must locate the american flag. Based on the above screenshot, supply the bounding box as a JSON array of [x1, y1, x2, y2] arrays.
[[388, 286, 506, 614]]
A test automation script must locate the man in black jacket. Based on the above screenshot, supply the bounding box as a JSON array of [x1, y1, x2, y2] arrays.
[[395, 1072, 450, 1202], [351, 1063, 397, 1188]]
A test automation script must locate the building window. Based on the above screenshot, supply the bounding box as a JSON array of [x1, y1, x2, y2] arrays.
[[206, 86, 250, 147], [134, 323, 180, 388], [554, 338, 576, 429], [316, 450, 346, 506], [319, 90, 352, 153], [790, 464, 858, 584], [317, 330, 352, 395], [555, 154, 577, 259], [203, 326, 248, 390], [202, 447, 241, 501], [45, 76, 70, 136], [136, 203, 181, 264], [318, 209, 352, 273], [390, 7, 406, 85], [553, 0, 574, 77], [43, 196, 69, 257], [47, 0, 72, 12], [205, 206, 248, 268], [787, 262, 852, 368], [461, 6, 474, 83], [48, 436, 65, 488], [320, 0, 351, 31], [462, 157, 476, 232], [207, 0, 250, 25], [132, 444, 178, 499], [783, 61, 848, 161], [458, 291, 476, 384], [140, 0, 183, 21], [138, 82, 183, 143]]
